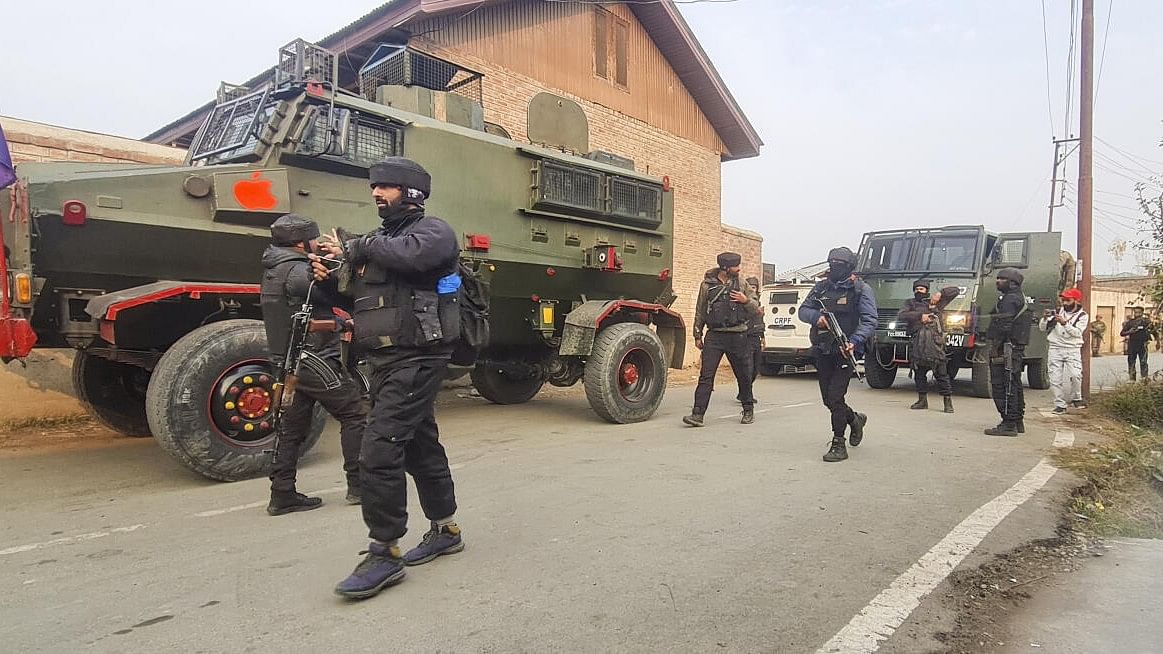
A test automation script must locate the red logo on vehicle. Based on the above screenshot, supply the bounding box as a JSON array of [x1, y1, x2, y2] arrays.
[[233, 172, 278, 210]]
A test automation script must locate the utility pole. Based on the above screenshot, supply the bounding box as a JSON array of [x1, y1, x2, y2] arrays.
[[1079, 0, 1094, 399], [1047, 137, 1079, 232]]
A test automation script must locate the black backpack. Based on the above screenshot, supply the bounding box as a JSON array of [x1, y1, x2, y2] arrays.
[[451, 261, 490, 366]]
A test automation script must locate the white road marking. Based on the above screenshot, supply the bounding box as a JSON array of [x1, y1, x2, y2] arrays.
[[193, 485, 346, 517], [817, 430, 1076, 654], [0, 524, 147, 557]]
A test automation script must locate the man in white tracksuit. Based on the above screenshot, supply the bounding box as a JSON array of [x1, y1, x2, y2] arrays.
[[1039, 287, 1089, 414]]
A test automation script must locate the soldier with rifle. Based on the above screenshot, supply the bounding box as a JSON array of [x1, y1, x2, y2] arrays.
[[982, 268, 1033, 437], [797, 247, 877, 463], [260, 214, 367, 516]]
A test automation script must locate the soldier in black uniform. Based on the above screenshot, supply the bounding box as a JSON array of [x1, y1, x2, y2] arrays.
[[797, 247, 877, 463], [260, 214, 367, 516], [327, 158, 465, 600], [1120, 306, 1155, 381], [982, 268, 1033, 436], [897, 279, 960, 413], [683, 252, 762, 427]]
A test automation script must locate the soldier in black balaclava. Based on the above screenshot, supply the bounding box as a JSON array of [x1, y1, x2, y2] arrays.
[[897, 279, 961, 413], [798, 247, 878, 463], [321, 157, 466, 600], [261, 214, 366, 516], [982, 268, 1033, 436]]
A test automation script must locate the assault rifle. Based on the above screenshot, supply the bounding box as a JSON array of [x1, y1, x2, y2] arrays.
[[264, 257, 345, 456], [811, 296, 865, 381]]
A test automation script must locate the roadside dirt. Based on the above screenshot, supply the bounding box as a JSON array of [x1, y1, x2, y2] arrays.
[[0, 418, 124, 456]]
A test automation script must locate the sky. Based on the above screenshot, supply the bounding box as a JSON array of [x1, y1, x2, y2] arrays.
[[3, 0, 1160, 275]]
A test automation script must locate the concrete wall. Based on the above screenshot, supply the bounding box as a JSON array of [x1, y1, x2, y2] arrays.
[[1091, 277, 1159, 354]]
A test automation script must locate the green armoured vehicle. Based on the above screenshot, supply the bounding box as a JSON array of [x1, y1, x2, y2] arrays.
[[0, 41, 684, 480], [855, 226, 1074, 397]]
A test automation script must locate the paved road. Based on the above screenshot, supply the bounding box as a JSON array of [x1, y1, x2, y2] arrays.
[[1, 373, 1075, 653]]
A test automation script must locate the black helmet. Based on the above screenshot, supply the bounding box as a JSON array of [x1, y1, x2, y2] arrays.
[[827, 247, 857, 265], [369, 157, 431, 202], [913, 278, 932, 291], [997, 267, 1024, 287], [271, 213, 320, 246]]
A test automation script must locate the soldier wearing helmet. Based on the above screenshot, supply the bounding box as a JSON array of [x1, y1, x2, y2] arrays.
[[318, 157, 466, 600], [797, 246, 878, 463], [1040, 287, 1089, 414], [261, 214, 367, 516], [982, 268, 1034, 436]]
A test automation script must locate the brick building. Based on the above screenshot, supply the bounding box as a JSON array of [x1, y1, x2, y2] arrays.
[[2, 116, 184, 166], [146, 0, 763, 356], [1091, 275, 1159, 354]]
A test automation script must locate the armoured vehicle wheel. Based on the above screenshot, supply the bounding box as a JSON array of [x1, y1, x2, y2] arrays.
[[1026, 358, 1050, 390], [72, 351, 153, 437], [146, 320, 325, 482], [470, 363, 545, 405], [970, 358, 992, 398], [863, 351, 898, 389], [583, 323, 667, 424]]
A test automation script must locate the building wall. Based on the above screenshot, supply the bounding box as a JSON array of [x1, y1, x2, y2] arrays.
[[2, 116, 185, 165], [1092, 277, 1159, 354], [407, 7, 756, 361]]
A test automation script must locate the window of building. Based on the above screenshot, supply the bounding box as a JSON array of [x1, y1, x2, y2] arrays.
[[593, 7, 629, 88]]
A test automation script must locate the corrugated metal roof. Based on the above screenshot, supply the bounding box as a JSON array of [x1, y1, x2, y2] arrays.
[[144, 0, 761, 160]]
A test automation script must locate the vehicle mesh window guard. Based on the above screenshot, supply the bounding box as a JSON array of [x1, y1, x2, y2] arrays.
[[536, 161, 604, 213], [609, 176, 662, 224], [190, 90, 273, 161], [299, 111, 401, 166]]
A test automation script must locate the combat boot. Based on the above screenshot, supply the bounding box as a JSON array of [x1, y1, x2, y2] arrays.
[[984, 421, 1019, 437], [345, 487, 362, 505], [942, 396, 954, 413], [741, 406, 755, 424], [267, 490, 323, 516], [910, 393, 928, 410], [403, 522, 465, 566], [823, 437, 848, 462], [849, 412, 868, 447], [334, 542, 406, 599], [682, 410, 705, 427]]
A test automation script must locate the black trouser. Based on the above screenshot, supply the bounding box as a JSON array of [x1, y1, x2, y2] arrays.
[[270, 356, 366, 493], [815, 352, 856, 438], [694, 331, 754, 413], [748, 334, 763, 383], [361, 352, 457, 544], [914, 362, 951, 396], [1128, 347, 1149, 377], [989, 346, 1025, 422]]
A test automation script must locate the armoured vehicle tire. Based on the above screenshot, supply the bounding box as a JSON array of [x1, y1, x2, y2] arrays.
[[970, 358, 992, 398], [72, 350, 153, 437], [863, 352, 898, 389], [583, 323, 667, 424], [146, 320, 325, 482], [1026, 358, 1050, 390], [470, 363, 545, 405]]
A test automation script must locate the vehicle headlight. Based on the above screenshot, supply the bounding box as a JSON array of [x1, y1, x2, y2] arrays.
[[888, 321, 897, 329], [945, 312, 968, 327]]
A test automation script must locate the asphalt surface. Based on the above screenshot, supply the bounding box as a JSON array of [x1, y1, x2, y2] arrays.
[[0, 370, 1086, 653]]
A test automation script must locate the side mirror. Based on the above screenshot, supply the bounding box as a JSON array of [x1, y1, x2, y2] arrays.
[[325, 108, 351, 157]]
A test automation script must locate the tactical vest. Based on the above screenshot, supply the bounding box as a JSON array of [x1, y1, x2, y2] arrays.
[[349, 217, 460, 353], [987, 290, 1032, 346], [808, 281, 862, 351], [705, 279, 749, 329], [260, 254, 341, 360]]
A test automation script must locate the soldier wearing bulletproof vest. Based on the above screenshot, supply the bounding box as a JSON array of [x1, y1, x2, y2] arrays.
[[982, 268, 1033, 437], [797, 247, 877, 463], [683, 252, 762, 427], [322, 157, 465, 601], [260, 214, 367, 517], [897, 279, 961, 414]]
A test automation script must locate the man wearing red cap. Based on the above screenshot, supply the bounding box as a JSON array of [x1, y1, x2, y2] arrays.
[[1039, 287, 1089, 414]]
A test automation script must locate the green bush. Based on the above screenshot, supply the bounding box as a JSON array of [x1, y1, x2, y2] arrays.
[[1094, 380, 1163, 430]]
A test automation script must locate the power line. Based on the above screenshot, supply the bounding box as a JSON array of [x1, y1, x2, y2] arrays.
[[1095, 136, 1163, 173], [1093, 0, 1114, 112], [1040, 0, 1057, 137]]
